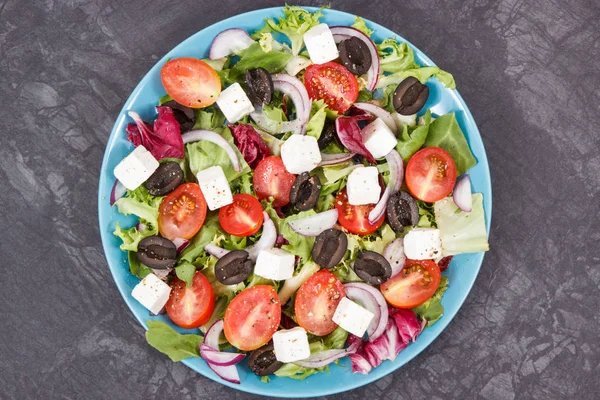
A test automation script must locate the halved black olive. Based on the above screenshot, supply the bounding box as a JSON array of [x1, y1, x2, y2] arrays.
[[312, 229, 348, 269], [392, 77, 429, 115], [136, 236, 177, 269], [318, 120, 336, 150], [245, 68, 274, 107], [386, 191, 419, 233], [145, 162, 184, 196], [290, 172, 321, 211], [215, 250, 253, 285], [353, 251, 392, 284], [162, 100, 196, 133], [338, 37, 372, 76], [248, 342, 282, 376]]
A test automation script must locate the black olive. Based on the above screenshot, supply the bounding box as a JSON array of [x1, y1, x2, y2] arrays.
[[136, 236, 177, 269], [386, 191, 419, 233], [215, 250, 253, 285], [353, 251, 392, 284], [338, 37, 372, 76], [318, 120, 336, 150], [312, 229, 348, 269], [290, 172, 321, 211], [162, 100, 196, 133], [145, 162, 184, 196], [245, 68, 274, 107], [392, 77, 429, 115], [248, 342, 282, 376]]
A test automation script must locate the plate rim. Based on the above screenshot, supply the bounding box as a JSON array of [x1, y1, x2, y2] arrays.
[[98, 5, 492, 397]]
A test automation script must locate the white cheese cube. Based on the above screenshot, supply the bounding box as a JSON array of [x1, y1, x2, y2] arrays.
[[332, 297, 374, 338], [216, 82, 255, 122], [131, 273, 171, 315], [280, 135, 322, 174], [196, 166, 233, 210], [404, 228, 443, 260], [254, 248, 295, 281], [303, 23, 339, 64], [346, 166, 380, 205], [362, 118, 398, 159], [272, 327, 311, 363], [392, 112, 417, 127], [113, 145, 159, 190]]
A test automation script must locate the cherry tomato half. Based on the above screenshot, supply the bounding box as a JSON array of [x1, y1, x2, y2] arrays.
[[158, 183, 207, 241], [161, 58, 221, 108], [334, 189, 385, 235], [405, 147, 457, 203], [380, 259, 441, 309], [304, 62, 359, 114], [295, 270, 345, 336], [252, 156, 296, 207], [166, 272, 215, 329], [218, 194, 264, 237]]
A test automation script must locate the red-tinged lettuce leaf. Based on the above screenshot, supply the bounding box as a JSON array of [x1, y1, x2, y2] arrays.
[[348, 352, 372, 375], [335, 114, 376, 163], [229, 123, 270, 169], [126, 107, 184, 160], [390, 307, 422, 344]]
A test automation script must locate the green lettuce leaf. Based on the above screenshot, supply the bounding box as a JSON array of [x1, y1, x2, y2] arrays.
[[351, 16, 373, 37], [128, 251, 152, 279], [412, 275, 449, 326], [201, 57, 228, 71], [113, 186, 162, 229], [306, 100, 328, 139], [229, 43, 293, 81], [377, 38, 417, 74], [376, 66, 456, 90], [145, 320, 203, 361], [417, 200, 437, 228], [175, 262, 196, 287], [434, 193, 489, 255], [280, 211, 317, 260], [395, 110, 432, 163], [113, 221, 157, 252], [186, 126, 251, 182], [178, 215, 222, 264], [423, 113, 477, 176], [193, 106, 226, 131], [278, 260, 320, 305], [264, 5, 325, 55]]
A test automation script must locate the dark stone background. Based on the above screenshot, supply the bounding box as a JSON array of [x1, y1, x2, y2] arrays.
[[1, 0, 599, 399]]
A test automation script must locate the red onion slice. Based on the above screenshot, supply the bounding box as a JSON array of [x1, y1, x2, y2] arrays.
[[173, 238, 190, 254], [249, 111, 303, 135], [285, 56, 312, 76], [151, 268, 171, 280], [110, 180, 126, 206], [204, 319, 224, 349], [246, 211, 277, 261], [182, 130, 241, 172], [200, 344, 246, 366], [288, 209, 338, 237], [352, 103, 397, 133], [294, 348, 355, 369], [204, 243, 230, 259], [330, 27, 380, 91], [318, 152, 356, 167], [209, 28, 255, 60], [453, 174, 472, 212], [202, 319, 242, 384], [368, 150, 403, 224], [383, 238, 406, 277], [343, 282, 389, 342]]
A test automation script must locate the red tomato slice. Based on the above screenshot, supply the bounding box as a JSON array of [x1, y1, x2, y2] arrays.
[[158, 183, 207, 241], [380, 259, 441, 309], [224, 285, 281, 351], [334, 189, 384, 235], [304, 62, 359, 114], [166, 272, 215, 329], [252, 156, 296, 207], [218, 194, 264, 237], [295, 270, 345, 336], [161, 58, 221, 108], [406, 147, 457, 203]]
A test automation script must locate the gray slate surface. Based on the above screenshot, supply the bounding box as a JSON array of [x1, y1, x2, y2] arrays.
[[1, 0, 599, 399]]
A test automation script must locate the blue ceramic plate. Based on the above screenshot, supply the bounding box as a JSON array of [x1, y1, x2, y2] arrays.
[[98, 6, 491, 397]]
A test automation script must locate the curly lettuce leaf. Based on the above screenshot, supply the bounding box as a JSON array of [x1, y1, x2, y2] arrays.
[[264, 5, 325, 55], [412, 275, 449, 326], [113, 221, 157, 252], [434, 193, 489, 255], [423, 113, 477, 176], [376, 66, 456, 90], [377, 38, 417, 74], [351, 16, 373, 37], [113, 186, 162, 231]]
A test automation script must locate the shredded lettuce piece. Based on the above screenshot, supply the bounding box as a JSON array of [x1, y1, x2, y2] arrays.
[[434, 193, 489, 255], [264, 5, 325, 55]]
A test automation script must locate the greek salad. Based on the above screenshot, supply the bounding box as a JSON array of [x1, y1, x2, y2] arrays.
[[110, 6, 489, 383]]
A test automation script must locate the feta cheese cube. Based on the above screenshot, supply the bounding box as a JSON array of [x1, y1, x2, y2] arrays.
[[303, 23, 339, 64], [392, 112, 417, 127], [362, 118, 398, 159], [332, 297, 374, 337], [216, 82, 255, 122], [280, 135, 322, 174], [196, 166, 233, 210], [113, 145, 159, 190], [346, 166, 380, 205], [254, 248, 295, 281], [272, 327, 311, 363], [403, 228, 443, 260], [131, 273, 171, 315]]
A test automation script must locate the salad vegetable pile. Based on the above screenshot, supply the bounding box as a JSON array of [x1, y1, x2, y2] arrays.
[[110, 6, 489, 384]]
